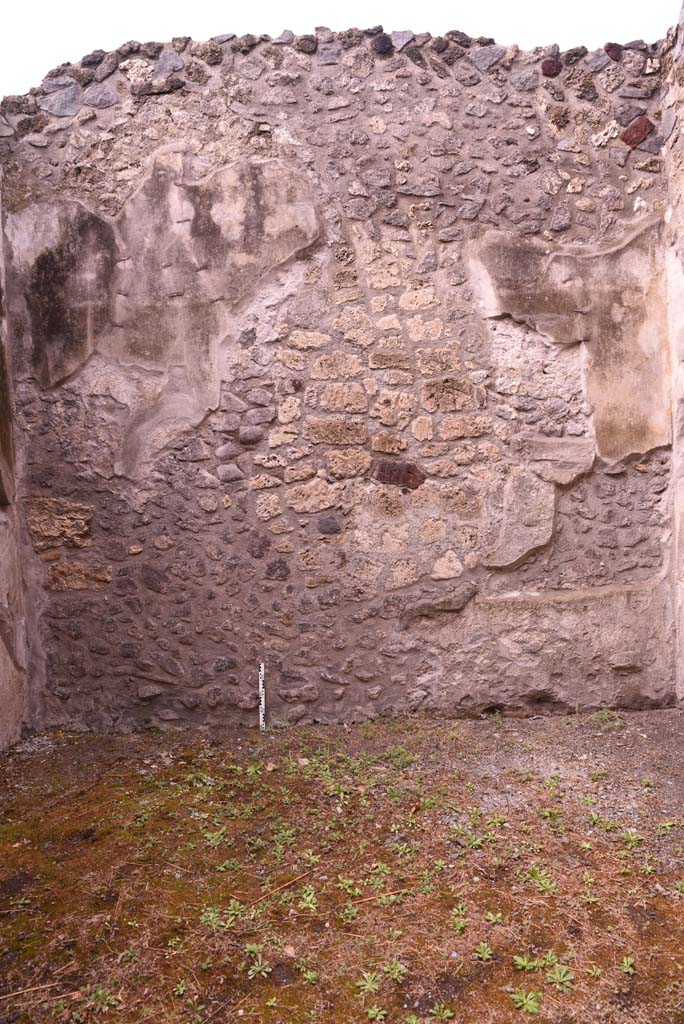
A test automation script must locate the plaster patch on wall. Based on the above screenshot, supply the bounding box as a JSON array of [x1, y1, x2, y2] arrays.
[[467, 220, 671, 462]]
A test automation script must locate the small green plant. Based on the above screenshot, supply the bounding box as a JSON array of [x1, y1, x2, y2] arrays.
[[511, 989, 542, 1014], [524, 865, 557, 896], [337, 876, 362, 897], [428, 1004, 454, 1020], [86, 987, 120, 1013], [186, 997, 206, 1024], [621, 829, 643, 851], [513, 955, 539, 972], [579, 872, 600, 906], [541, 807, 563, 831], [451, 900, 468, 934], [451, 914, 468, 934], [272, 822, 297, 862], [202, 825, 227, 848], [619, 956, 636, 976], [200, 901, 243, 932], [356, 972, 381, 996], [369, 863, 391, 890], [474, 942, 493, 962], [590, 709, 623, 733], [383, 959, 407, 983], [367, 1007, 387, 1021], [545, 964, 574, 991], [298, 885, 318, 913], [247, 951, 272, 979], [216, 858, 239, 873]]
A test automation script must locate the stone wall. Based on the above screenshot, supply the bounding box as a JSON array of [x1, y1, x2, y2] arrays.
[[0, 218, 27, 746], [0, 23, 682, 738]]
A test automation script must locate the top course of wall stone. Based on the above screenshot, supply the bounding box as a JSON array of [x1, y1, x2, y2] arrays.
[[0, 26, 671, 218]]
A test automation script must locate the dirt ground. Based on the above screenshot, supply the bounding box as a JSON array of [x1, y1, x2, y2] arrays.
[[1, 708, 684, 1024]]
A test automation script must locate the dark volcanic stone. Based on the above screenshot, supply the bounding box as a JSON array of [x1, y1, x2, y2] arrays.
[[81, 49, 106, 67], [238, 425, 264, 446], [14, 113, 48, 138], [232, 34, 259, 53], [140, 41, 164, 59], [620, 115, 655, 148], [83, 82, 119, 108], [338, 28, 364, 48], [618, 84, 658, 99], [468, 44, 506, 72], [576, 74, 598, 101], [372, 458, 426, 490], [294, 34, 318, 54], [562, 45, 588, 64], [118, 40, 141, 56], [265, 558, 290, 580], [586, 48, 611, 71], [94, 52, 120, 82], [404, 45, 426, 67], [318, 515, 342, 535], [155, 49, 185, 77], [616, 103, 646, 127], [541, 57, 563, 77], [604, 41, 623, 61], [38, 77, 82, 117], [69, 66, 95, 86], [637, 134, 663, 155], [190, 40, 224, 64], [446, 30, 472, 47], [371, 33, 393, 55], [1, 94, 37, 115], [441, 45, 465, 65], [131, 76, 184, 97]]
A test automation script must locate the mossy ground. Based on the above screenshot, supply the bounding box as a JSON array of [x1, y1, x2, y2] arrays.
[[1, 709, 684, 1024]]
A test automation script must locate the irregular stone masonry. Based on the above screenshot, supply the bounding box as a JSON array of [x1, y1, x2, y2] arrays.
[[1, 23, 684, 742]]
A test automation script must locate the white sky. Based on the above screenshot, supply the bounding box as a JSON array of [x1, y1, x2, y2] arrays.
[[1, 0, 680, 98]]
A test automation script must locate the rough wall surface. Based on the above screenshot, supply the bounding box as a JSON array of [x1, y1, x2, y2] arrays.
[[664, 7, 684, 702], [0, 236, 28, 746], [0, 24, 682, 736]]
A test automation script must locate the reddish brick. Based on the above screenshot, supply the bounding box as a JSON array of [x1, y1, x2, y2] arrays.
[[371, 459, 426, 490], [620, 115, 655, 148]]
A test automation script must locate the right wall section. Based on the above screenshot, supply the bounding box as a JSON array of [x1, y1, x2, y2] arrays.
[[665, 9, 684, 702]]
